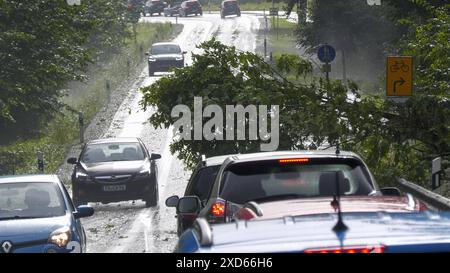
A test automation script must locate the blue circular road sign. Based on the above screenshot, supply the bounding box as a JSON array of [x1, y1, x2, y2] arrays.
[[317, 44, 336, 63]]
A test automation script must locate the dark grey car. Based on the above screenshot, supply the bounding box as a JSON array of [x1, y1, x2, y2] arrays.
[[146, 42, 186, 76], [67, 137, 161, 207]]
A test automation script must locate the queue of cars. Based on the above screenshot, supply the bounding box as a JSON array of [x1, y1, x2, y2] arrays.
[[141, 0, 240, 18]]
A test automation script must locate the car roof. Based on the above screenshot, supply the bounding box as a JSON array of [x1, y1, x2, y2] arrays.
[[204, 154, 237, 167], [224, 150, 364, 164], [0, 174, 60, 184], [151, 42, 181, 47], [86, 137, 140, 144]]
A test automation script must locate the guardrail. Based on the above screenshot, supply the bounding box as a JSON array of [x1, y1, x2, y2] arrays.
[[397, 178, 450, 211]]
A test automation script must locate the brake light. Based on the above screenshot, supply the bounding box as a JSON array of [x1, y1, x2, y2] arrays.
[[304, 245, 385, 253], [211, 202, 225, 217], [278, 158, 310, 164]]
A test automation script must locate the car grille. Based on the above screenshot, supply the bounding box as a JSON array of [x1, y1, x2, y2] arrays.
[[94, 175, 132, 184]]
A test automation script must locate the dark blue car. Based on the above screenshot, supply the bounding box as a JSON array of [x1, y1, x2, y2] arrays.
[[0, 175, 94, 253], [177, 211, 450, 253]]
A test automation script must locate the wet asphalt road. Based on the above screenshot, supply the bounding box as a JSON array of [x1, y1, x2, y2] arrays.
[[73, 13, 262, 253]]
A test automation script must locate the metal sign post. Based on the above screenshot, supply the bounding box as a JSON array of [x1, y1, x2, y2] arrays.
[[432, 157, 442, 190], [317, 44, 336, 81]]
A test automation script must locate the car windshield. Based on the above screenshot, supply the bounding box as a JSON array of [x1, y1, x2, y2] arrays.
[[81, 142, 145, 163], [151, 44, 181, 55], [219, 159, 375, 204], [0, 182, 66, 220]]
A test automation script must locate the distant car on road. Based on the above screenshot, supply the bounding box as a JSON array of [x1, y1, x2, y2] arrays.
[[163, 1, 182, 17], [0, 175, 94, 253], [179, 0, 203, 17], [144, 0, 167, 16], [220, 0, 241, 18], [173, 150, 417, 226], [67, 137, 161, 207], [146, 42, 186, 76], [177, 211, 450, 253], [166, 155, 234, 236]]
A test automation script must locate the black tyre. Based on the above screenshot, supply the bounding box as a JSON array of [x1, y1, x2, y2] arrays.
[[148, 64, 154, 76], [145, 179, 158, 207]]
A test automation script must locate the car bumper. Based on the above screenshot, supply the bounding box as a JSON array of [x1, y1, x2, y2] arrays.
[[75, 176, 155, 203], [3, 242, 82, 253]]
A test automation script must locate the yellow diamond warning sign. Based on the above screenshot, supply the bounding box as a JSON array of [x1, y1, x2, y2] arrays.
[[386, 56, 413, 97]]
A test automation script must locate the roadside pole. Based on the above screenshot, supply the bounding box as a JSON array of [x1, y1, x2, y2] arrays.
[[264, 9, 267, 58], [342, 49, 347, 86], [37, 151, 44, 173]]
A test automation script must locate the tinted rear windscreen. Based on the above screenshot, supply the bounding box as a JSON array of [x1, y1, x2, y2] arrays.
[[219, 158, 374, 204]]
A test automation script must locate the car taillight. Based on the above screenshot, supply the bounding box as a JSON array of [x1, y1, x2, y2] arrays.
[[211, 202, 225, 217], [278, 158, 310, 164], [304, 245, 385, 253]]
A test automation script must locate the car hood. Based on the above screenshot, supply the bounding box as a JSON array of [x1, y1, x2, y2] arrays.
[[150, 54, 182, 60], [0, 215, 69, 241], [251, 196, 420, 220], [200, 211, 450, 253], [81, 160, 145, 175]]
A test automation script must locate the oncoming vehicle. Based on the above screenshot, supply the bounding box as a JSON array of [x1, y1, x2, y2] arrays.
[[67, 138, 161, 207], [174, 151, 418, 225], [0, 175, 94, 253], [146, 42, 186, 76], [179, 0, 202, 17], [177, 212, 450, 253], [166, 155, 234, 236], [144, 0, 167, 16], [220, 0, 241, 18]]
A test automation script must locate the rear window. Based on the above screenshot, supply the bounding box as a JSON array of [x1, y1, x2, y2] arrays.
[[219, 158, 374, 204], [224, 1, 237, 7], [186, 1, 199, 7], [186, 165, 220, 201]]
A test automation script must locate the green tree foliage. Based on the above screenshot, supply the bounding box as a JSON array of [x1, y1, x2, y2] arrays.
[[140, 39, 380, 170], [0, 0, 132, 143]]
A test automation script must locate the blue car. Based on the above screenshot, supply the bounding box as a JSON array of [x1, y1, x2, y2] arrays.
[[177, 211, 450, 253], [0, 175, 94, 253]]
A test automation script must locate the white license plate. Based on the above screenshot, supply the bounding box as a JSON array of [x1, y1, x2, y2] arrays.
[[102, 185, 126, 192]]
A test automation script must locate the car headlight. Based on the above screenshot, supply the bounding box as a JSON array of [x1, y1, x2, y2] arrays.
[[75, 170, 92, 182], [148, 56, 156, 62], [175, 56, 183, 61], [137, 167, 151, 177], [48, 227, 71, 248]]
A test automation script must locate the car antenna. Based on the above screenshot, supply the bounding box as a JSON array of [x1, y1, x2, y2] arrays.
[[332, 171, 348, 233]]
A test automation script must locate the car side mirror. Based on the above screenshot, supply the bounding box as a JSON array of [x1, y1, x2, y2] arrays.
[[380, 187, 402, 196], [182, 51, 187, 54], [67, 157, 78, 165], [145, 52, 149, 56], [165, 195, 179, 207], [74, 205, 94, 219], [150, 153, 161, 160], [177, 196, 201, 214]]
